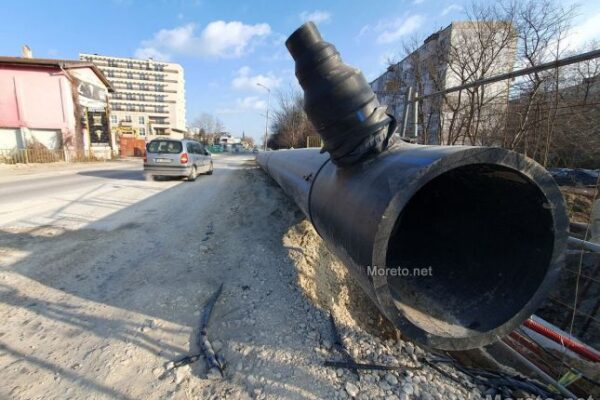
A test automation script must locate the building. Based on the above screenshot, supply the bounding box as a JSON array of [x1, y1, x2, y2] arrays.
[[0, 50, 114, 159], [80, 53, 186, 139], [371, 21, 516, 145]]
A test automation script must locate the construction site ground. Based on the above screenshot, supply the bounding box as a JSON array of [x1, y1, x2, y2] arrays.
[[0, 154, 522, 399]]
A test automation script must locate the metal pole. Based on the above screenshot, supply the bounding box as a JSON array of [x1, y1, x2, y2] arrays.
[[413, 91, 419, 139], [416, 48, 600, 101], [291, 104, 295, 148], [568, 236, 600, 253], [257, 83, 271, 151], [401, 87, 412, 138]]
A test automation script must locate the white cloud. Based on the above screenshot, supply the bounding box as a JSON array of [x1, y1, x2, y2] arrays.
[[134, 21, 271, 60], [441, 4, 463, 16], [564, 12, 600, 51], [231, 66, 281, 91], [134, 47, 170, 61], [216, 96, 267, 114], [357, 24, 371, 40], [300, 10, 332, 24], [376, 15, 424, 44]]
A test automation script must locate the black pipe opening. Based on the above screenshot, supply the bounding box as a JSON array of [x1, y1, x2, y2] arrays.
[[386, 164, 555, 338]]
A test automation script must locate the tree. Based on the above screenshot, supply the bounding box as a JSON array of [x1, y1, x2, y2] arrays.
[[268, 88, 317, 149], [381, 0, 598, 167], [190, 112, 226, 145]]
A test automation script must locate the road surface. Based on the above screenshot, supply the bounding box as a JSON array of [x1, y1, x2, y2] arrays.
[[0, 154, 474, 400]]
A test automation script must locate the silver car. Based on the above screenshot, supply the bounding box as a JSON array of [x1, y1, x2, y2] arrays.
[[144, 138, 213, 181]]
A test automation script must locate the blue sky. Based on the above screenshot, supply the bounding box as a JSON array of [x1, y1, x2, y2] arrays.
[[1, 0, 599, 141]]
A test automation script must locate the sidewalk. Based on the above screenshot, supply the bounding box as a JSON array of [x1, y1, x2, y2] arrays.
[[0, 158, 142, 180]]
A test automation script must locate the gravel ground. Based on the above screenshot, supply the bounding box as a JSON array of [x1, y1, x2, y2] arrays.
[[0, 154, 482, 399]]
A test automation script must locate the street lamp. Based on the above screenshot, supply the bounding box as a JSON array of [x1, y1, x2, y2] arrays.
[[257, 82, 271, 151]]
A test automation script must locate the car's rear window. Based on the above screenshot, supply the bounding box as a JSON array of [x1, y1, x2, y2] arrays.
[[147, 140, 182, 154]]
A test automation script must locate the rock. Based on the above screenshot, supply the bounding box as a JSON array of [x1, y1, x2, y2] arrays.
[[345, 382, 360, 398], [174, 368, 188, 384], [401, 383, 414, 395], [419, 392, 433, 400], [165, 361, 175, 370], [405, 343, 415, 356], [247, 375, 257, 386], [212, 340, 223, 352], [152, 367, 163, 377], [336, 368, 344, 377], [379, 381, 391, 391], [385, 373, 398, 386]]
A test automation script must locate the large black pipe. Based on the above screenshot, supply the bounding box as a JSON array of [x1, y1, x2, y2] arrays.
[[257, 23, 568, 351]]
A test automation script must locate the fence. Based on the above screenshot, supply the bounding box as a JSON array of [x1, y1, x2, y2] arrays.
[[0, 148, 109, 164], [381, 49, 600, 169], [306, 135, 323, 148], [0, 148, 66, 164]]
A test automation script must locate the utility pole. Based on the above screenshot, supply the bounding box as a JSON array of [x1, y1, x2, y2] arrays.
[[401, 87, 413, 138], [413, 91, 419, 139], [257, 83, 271, 151]]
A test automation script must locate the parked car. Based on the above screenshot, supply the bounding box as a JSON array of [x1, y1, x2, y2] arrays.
[[144, 138, 213, 181]]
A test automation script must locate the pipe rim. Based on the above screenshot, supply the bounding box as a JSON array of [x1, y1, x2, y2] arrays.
[[371, 146, 569, 351]]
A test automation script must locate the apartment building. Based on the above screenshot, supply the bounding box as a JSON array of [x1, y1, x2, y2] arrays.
[[80, 53, 186, 138], [371, 21, 516, 145]]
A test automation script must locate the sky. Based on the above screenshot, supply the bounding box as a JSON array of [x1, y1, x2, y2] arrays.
[[1, 0, 599, 142]]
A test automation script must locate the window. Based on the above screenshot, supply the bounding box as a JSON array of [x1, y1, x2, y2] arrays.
[[108, 59, 117, 67], [156, 95, 165, 102], [114, 104, 122, 111], [139, 94, 145, 101], [127, 62, 133, 69], [139, 116, 145, 124], [128, 105, 135, 112], [127, 72, 133, 79], [147, 140, 182, 154], [107, 70, 114, 78], [139, 105, 146, 112], [110, 115, 118, 124], [157, 75, 164, 81], [126, 93, 134, 100], [126, 82, 133, 90], [139, 127, 146, 136], [124, 115, 132, 122]]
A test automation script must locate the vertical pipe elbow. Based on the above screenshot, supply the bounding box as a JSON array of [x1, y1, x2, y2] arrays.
[[286, 22, 397, 167]]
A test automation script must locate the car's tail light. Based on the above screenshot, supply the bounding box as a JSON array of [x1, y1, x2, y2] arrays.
[[143, 154, 147, 163], [180, 153, 189, 164]]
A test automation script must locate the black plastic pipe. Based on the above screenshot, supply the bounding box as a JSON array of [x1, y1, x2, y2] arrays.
[[257, 23, 569, 351]]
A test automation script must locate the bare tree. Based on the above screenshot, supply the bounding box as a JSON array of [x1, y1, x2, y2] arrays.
[[268, 88, 317, 149], [191, 113, 226, 144], [500, 0, 576, 165]]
